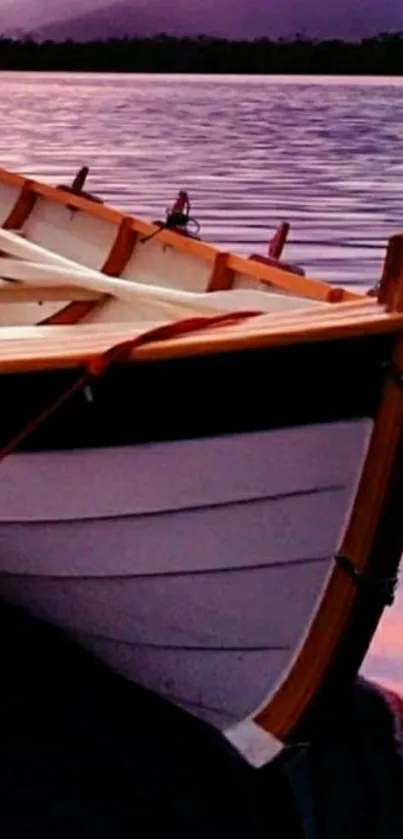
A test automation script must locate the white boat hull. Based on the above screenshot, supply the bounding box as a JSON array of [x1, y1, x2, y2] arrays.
[[0, 420, 371, 736]]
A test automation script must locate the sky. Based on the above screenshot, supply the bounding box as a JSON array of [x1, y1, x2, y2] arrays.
[[1, 0, 403, 40]]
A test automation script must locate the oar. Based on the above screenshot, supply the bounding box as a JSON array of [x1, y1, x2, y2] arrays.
[[0, 254, 272, 316]]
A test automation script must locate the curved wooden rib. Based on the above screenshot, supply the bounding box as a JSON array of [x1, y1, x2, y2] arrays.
[[101, 217, 138, 277], [252, 232, 403, 743], [207, 252, 234, 292], [3, 180, 37, 230], [39, 300, 102, 326], [40, 217, 138, 326]]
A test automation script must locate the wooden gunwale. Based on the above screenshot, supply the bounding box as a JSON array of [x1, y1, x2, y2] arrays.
[[0, 299, 402, 374], [252, 233, 403, 743]]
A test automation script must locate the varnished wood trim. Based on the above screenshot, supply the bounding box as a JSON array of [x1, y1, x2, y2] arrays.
[[230, 251, 358, 303], [39, 300, 104, 326], [0, 283, 101, 302], [207, 252, 234, 291], [101, 217, 138, 276], [2, 303, 403, 373], [132, 308, 403, 364], [252, 233, 403, 741], [2, 180, 37, 230]]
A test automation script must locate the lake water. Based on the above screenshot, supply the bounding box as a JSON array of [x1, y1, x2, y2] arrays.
[[0, 70, 402, 693]]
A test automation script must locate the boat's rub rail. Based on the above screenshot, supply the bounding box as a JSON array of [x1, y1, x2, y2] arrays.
[[0, 297, 401, 373], [0, 167, 360, 304], [253, 231, 403, 741]]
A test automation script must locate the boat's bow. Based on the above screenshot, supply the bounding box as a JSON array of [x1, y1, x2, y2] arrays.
[[0, 172, 403, 769]]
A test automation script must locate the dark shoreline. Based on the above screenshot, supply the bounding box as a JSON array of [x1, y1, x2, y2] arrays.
[[0, 33, 403, 75], [2, 593, 403, 837]]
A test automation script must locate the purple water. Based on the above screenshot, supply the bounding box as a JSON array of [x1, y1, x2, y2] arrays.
[[0, 69, 402, 692]]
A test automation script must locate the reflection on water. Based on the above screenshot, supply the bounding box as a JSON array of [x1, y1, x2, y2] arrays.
[[0, 70, 402, 690]]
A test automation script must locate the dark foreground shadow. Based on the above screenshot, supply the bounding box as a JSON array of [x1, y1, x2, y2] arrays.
[[1, 596, 403, 838], [0, 598, 302, 838]]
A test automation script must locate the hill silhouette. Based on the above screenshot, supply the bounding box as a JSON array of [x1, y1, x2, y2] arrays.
[[4, 0, 403, 42]]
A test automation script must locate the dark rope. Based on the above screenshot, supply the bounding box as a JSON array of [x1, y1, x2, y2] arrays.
[[139, 211, 201, 245]]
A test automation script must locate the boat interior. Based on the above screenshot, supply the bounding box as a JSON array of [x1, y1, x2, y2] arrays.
[[0, 165, 363, 330]]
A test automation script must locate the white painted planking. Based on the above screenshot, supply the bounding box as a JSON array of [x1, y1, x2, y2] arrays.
[[22, 198, 117, 269], [0, 420, 373, 524], [0, 489, 354, 577], [122, 236, 211, 291], [0, 417, 373, 742], [0, 300, 64, 325], [0, 558, 331, 649]]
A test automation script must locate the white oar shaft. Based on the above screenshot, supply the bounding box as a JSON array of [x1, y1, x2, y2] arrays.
[[0, 228, 268, 315], [0, 228, 99, 274], [0, 257, 219, 310]]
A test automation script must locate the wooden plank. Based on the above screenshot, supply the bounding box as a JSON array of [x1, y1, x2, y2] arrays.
[[132, 308, 402, 363], [252, 233, 403, 742], [207, 252, 234, 292], [1, 302, 403, 374], [2, 180, 37, 230], [40, 292, 372, 334], [0, 282, 102, 303], [0, 297, 381, 345]]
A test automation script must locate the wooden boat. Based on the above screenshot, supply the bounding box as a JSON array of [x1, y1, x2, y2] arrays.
[[0, 167, 403, 769]]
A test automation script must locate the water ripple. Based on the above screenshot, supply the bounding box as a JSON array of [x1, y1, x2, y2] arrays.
[[1, 72, 403, 290]]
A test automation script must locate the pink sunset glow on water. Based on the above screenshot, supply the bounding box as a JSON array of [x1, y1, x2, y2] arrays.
[[363, 587, 403, 694]]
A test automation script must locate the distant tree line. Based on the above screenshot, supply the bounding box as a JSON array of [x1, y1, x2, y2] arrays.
[[0, 32, 403, 74]]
